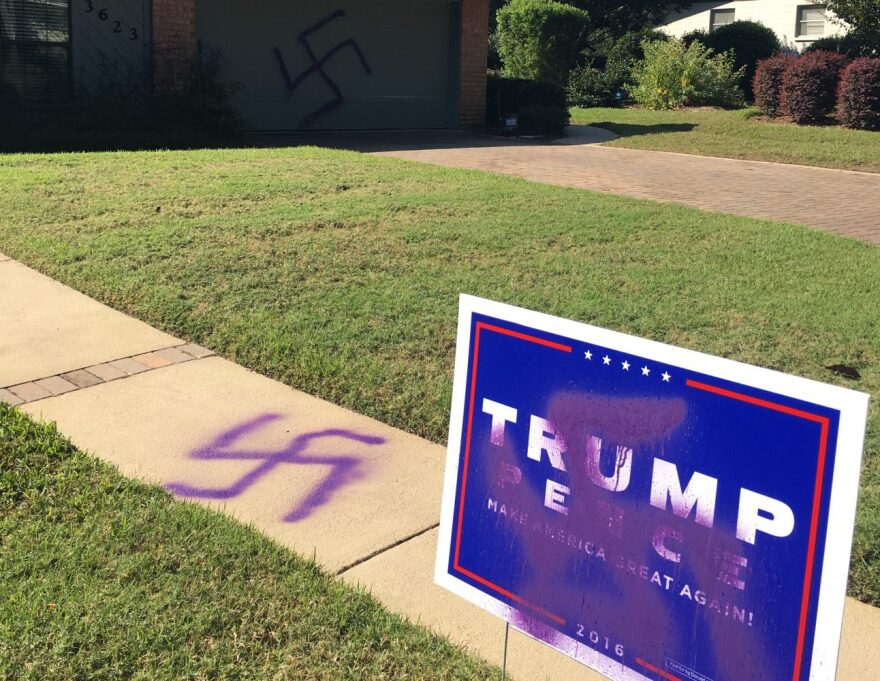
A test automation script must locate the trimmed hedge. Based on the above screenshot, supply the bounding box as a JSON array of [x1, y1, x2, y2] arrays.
[[496, 0, 590, 86], [753, 53, 799, 117], [486, 74, 568, 132], [838, 57, 880, 130], [517, 103, 570, 134], [781, 50, 849, 123]]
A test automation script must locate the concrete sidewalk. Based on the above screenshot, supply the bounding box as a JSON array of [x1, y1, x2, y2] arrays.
[[2, 254, 878, 679]]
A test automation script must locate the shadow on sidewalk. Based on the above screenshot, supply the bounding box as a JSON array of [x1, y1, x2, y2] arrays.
[[587, 122, 697, 138]]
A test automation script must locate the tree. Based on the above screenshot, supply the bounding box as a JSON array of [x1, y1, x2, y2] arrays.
[[491, 0, 691, 43], [563, 0, 692, 38], [821, 0, 880, 38]]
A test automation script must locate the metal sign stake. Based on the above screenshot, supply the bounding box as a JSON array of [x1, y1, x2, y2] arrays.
[[501, 621, 510, 681]]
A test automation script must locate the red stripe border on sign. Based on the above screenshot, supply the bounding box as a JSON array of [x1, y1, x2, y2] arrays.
[[686, 378, 830, 681], [452, 321, 571, 625], [636, 658, 683, 681]]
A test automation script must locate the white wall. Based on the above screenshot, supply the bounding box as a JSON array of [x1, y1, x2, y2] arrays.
[[661, 1, 847, 51]]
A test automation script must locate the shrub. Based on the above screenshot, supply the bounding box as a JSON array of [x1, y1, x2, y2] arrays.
[[603, 29, 669, 69], [567, 65, 616, 107], [567, 29, 666, 107], [517, 103, 571, 133], [0, 48, 242, 153], [154, 48, 242, 134], [680, 29, 709, 47], [496, 0, 590, 85], [753, 53, 799, 116], [838, 57, 880, 129], [602, 29, 667, 97], [630, 38, 745, 110], [781, 50, 849, 123], [488, 31, 503, 70], [806, 31, 880, 58], [699, 21, 781, 100], [486, 74, 568, 128]]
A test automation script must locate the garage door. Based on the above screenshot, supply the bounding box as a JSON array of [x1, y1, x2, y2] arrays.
[[196, 0, 457, 130]]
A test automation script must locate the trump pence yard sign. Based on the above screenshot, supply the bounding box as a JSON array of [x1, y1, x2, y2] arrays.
[[435, 295, 869, 681]]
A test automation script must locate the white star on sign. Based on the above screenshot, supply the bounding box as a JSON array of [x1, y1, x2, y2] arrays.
[[622, 360, 630, 371], [641, 366, 650, 376], [585, 350, 592, 360], [603, 355, 611, 365], [662, 371, 671, 382]]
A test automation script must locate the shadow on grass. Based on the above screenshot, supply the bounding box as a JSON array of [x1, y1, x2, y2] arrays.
[[0, 125, 570, 156], [0, 104, 567, 155], [590, 122, 698, 138], [0, 102, 242, 154]]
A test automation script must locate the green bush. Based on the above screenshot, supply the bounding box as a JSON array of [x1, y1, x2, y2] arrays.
[[0, 48, 242, 153], [806, 31, 880, 58], [699, 21, 781, 100], [567, 29, 666, 107], [630, 38, 745, 109], [567, 65, 616, 107], [154, 48, 242, 134], [602, 29, 667, 98], [604, 29, 668, 66], [680, 29, 710, 47], [488, 31, 503, 70], [517, 103, 571, 133], [496, 0, 590, 85], [486, 74, 568, 128], [838, 57, 880, 130]]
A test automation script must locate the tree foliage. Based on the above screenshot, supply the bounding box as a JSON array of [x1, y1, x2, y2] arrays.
[[496, 0, 590, 85], [821, 0, 880, 38], [563, 0, 692, 39]]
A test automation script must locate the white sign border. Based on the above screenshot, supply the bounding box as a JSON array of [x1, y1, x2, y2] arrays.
[[435, 294, 870, 681]]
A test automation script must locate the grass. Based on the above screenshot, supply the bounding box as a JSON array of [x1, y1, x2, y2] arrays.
[[569, 106, 880, 172], [0, 403, 497, 679], [0, 145, 877, 608]]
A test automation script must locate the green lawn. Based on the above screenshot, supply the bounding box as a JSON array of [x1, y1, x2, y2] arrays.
[[570, 106, 880, 173], [0, 403, 496, 679], [0, 145, 878, 613]]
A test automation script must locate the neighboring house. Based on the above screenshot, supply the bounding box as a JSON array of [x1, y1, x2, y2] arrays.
[[661, 1, 847, 50], [0, 0, 489, 130]]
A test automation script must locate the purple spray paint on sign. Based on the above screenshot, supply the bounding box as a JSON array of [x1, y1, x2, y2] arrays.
[[474, 391, 770, 675]]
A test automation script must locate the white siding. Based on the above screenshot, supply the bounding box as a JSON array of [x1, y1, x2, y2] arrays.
[[661, 1, 848, 51]]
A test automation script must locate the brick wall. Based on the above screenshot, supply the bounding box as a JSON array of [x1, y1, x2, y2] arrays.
[[459, 0, 489, 128], [152, 0, 196, 92]]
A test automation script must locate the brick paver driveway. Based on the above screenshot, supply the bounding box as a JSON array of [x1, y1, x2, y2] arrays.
[[322, 127, 879, 245]]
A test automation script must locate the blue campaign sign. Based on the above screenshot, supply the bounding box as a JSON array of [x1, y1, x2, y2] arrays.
[[435, 296, 869, 681]]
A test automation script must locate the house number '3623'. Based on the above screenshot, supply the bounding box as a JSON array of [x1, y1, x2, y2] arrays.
[[83, 0, 139, 40]]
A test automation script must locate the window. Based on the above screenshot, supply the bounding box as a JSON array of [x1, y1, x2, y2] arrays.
[[0, 0, 70, 101], [797, 5, 826, 37], [710, 8, 736, 32]]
